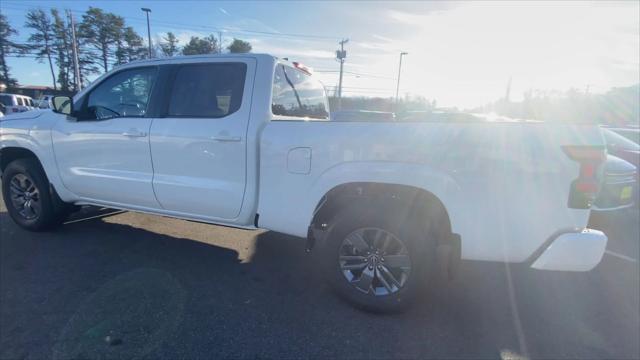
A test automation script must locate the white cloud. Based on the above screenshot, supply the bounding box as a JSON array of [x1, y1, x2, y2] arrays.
[[355, 1, 640, 107], [219, 7, 229, 16]]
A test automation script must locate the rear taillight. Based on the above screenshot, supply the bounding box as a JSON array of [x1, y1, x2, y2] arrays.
[[563, 145, 606, 209]]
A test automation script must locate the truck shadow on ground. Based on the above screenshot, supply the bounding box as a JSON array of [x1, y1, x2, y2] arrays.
[[1, 207, 638, 359]]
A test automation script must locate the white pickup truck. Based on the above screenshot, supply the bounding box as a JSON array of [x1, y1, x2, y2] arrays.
[[0, 54, 608, 311]]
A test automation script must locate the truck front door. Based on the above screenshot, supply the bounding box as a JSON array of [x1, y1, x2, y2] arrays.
[[52, 66, 161, 209]]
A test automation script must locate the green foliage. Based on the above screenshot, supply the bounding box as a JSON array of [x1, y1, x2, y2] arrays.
[[78, 7, 125, 72], [0, 14, 20, 86], [25, 9, 57, 89], [160, 32, 179, 57], [116, 26, 146, 65], [50, 9, 73, 91], [182, 35, 218, 55], [227, 38, 251, 53]]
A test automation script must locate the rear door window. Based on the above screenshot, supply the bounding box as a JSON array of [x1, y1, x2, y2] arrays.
[[17, 97, 24, 106], [167, 63, 247, 118]]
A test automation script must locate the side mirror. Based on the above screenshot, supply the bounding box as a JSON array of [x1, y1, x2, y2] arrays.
[[52, 96, 73, 115]]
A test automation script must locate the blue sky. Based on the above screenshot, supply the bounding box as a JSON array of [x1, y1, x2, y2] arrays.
[[1, 1, 638, 108]]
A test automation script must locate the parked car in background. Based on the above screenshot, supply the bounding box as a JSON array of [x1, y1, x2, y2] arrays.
[[36, 95, 56, 109], [398, 110, 485, 122], [602, 128, 640, 168], [0, 93, 36, 113], [593, 154, 637, 211], [606, 127, 640, 145], [598, 128, 640, 209], [331, 110, 395, 122]]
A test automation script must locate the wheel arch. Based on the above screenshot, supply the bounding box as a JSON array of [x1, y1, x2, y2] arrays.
[[0, 147, 44, 175], [310, 182, 454, 240]]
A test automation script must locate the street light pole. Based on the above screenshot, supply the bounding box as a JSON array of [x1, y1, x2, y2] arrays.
[[141, 8, 152, 58], [395, 52, 408, 105]]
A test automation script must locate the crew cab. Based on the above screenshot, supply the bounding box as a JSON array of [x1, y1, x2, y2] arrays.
[[0, 54, 609, 312]]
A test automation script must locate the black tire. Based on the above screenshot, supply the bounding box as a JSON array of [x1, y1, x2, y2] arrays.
[[321, 200, 439, 313], [1, 158, 69, 231]]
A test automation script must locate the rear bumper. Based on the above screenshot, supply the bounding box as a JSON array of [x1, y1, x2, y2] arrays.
[[531, 229, 607, 271]]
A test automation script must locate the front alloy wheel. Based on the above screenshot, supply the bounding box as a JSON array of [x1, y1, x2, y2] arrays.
[[8, 173, 42, 220], [2, 158, 71, 231]]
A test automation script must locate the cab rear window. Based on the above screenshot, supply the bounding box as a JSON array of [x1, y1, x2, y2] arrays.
[[271, 65, 329, 120]]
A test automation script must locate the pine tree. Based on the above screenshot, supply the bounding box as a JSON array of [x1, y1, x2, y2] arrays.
[[25, 9, 58, 90], [51, 9, 73, 91], [182, 35, 218, 55], [227, 38, 252, 53], [78, 7, 124, 72], [160, 32, 179, 57], [0, 14, 21, 86]]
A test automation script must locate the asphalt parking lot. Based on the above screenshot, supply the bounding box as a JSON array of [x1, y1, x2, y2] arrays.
[[1, 192, 638, 359]]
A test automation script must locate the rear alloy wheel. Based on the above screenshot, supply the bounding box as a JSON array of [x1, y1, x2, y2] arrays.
[[322, 202, 436, 313], [339, 227, 411, 296]]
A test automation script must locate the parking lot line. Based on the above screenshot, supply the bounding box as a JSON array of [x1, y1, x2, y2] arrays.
[[605, 250, 638, 263]]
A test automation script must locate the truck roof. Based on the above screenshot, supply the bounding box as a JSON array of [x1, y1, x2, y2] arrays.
[[122, 53, 278, 68]]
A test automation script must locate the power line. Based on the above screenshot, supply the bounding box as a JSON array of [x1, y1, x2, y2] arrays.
[[316, 69, 396, 80], [1, 2, 342, 41]]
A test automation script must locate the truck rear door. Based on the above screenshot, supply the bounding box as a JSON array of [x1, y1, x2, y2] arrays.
[[149, 58, 255, 220]]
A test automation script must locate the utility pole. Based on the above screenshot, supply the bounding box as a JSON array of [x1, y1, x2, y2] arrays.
[[68, 10, 81, 91], [395, 52, 408, 105], [218, 31, 223, 53], [505, 76, 512, 102], [336, 39, 348, 105], [141, 8, 153, 58]]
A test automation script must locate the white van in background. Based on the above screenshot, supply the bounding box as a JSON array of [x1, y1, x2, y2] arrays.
[[0, 93, 36, 113]]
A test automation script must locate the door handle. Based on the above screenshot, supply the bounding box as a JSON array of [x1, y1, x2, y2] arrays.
[[211, 135, 242, 142], [122, 129, 147, 137]]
